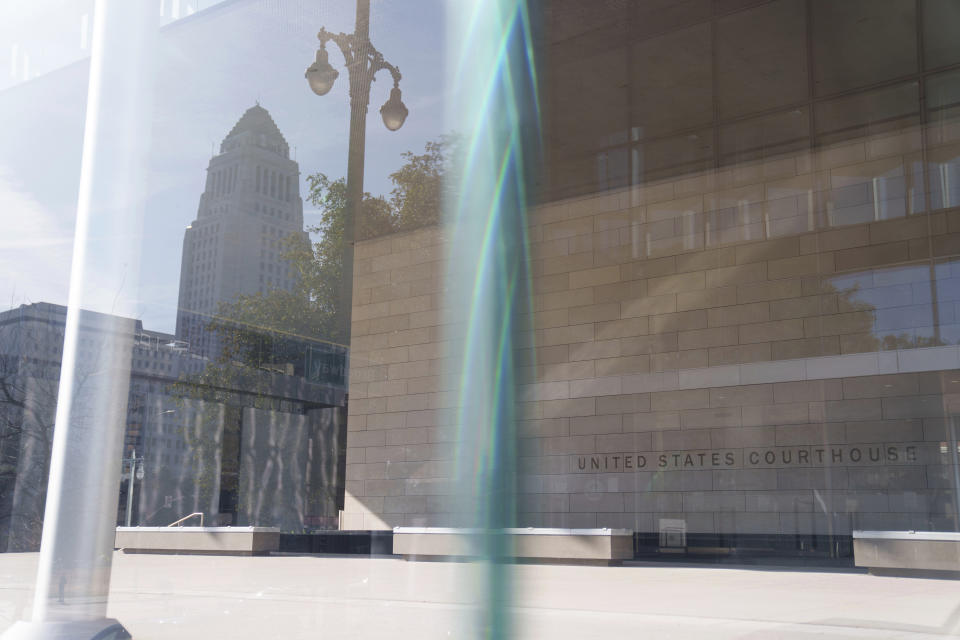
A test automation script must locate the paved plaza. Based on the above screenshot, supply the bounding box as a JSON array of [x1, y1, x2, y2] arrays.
[[1, 552, 959, 638]]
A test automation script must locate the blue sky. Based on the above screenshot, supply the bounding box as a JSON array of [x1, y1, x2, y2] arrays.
[[0, 0, 447, 333]]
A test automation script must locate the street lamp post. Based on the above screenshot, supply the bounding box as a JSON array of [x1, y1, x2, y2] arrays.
[[305, 0, 408, 344], [122, 449, 144, 527]]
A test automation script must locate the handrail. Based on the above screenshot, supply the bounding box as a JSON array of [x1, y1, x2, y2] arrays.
[[167, 512, 204, 527]]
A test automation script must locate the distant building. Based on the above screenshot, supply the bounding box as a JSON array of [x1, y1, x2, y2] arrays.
[[0, 297, 344, 551], [0, 303, 146, 551], [0, 102, 347, 551], [175, 104, 308, 359], [1, 1, 203, 93]]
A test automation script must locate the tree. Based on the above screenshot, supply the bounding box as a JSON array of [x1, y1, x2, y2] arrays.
[[0, 309, 107, 551], [390, 135, 459, 232], [0, 345, 60, 552], [208, 135, 458, 364], [167, 138, 456, 529]]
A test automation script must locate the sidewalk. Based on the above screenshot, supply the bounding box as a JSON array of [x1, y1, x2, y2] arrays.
[[1, 552, 958, 638]]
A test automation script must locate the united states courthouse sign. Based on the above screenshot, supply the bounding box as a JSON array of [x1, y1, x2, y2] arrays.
[[574, 444, 928, 472]]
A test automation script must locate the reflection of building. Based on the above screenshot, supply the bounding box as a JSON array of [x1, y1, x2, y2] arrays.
[[175, 104, 308, 358], [0, 1, 203, 92], [0, 304, 139, 551], [165, 104, 348, 531], [342, 1, 960, 555], [0, 302, 346, 551], [541, 0, 960, 204]]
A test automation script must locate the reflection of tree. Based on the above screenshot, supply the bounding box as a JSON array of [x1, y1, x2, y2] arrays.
[[211, 135, 459, 352], [879, 333, 942, 350], [0, 353, 58, 551], [0, 315, 99, 551], [168, 138, 455, 530], [826, 276, 945, 353]]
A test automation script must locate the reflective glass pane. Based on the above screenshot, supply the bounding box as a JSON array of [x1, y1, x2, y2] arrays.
[[717, 0, 808, 119], [629, 23, 713, 139], [922, 0, 960, 69], [812, 0, 918, 96], [2, 1, 960, 638]]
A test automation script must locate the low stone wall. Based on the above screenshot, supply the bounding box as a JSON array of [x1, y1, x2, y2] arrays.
[[853, 530, 960, 573], [115, 527, 279, 555], [392, 527, 633, 563]]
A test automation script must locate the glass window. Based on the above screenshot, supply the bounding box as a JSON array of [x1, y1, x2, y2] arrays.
[[629, 0, 713, 42], [927, 68, 960, 114], [720, 106, 811, 163], [717, 0, 808, 119], [4, 2, 960, 638], [629, 23, 713, 139], [812, 0, 918, 96], [546, 0, 625, 42], [815, 81, 920, 144], [922, 0, 960, 69], [634, 127, 715, 182], [548, 24, 629, 160]]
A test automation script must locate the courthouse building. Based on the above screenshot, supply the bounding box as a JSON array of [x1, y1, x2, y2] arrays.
[[340, 0, 960, 553]]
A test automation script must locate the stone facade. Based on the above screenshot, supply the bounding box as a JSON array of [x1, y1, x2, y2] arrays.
[[342, 122, 960, 537], [341, 230, 451, 530]]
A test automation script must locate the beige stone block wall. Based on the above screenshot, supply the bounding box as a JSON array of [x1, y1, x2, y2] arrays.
[[342, 126, 960, 535], [341, 227, 455, 530]]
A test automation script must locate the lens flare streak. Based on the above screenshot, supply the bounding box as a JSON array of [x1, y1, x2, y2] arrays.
[[445, 0, 541, 636]]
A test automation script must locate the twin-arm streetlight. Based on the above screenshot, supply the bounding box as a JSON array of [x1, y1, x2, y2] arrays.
[[305, 25, 408, 130], [305, 0, 408, 344]]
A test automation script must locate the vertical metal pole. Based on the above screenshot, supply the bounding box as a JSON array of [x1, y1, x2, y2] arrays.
[[1, 1, 156, 637], [950, 417, 960, 530], [338, 0, 372, 347], [332, 0, 372, 524], [125, 451, 136, 528]]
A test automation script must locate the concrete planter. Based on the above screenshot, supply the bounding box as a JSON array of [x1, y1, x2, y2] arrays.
[[392, 527, 633, 564], [115, 526, 280, 556], [853, 530, 960, 575]]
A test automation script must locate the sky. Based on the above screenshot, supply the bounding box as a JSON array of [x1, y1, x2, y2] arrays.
[[0, 0, 448, 333]]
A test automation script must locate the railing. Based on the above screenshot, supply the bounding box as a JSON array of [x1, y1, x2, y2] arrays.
[[167, 512, 204, 527]]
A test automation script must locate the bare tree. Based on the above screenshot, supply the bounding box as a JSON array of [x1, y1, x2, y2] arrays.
[[0, 306, 103, 551]]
